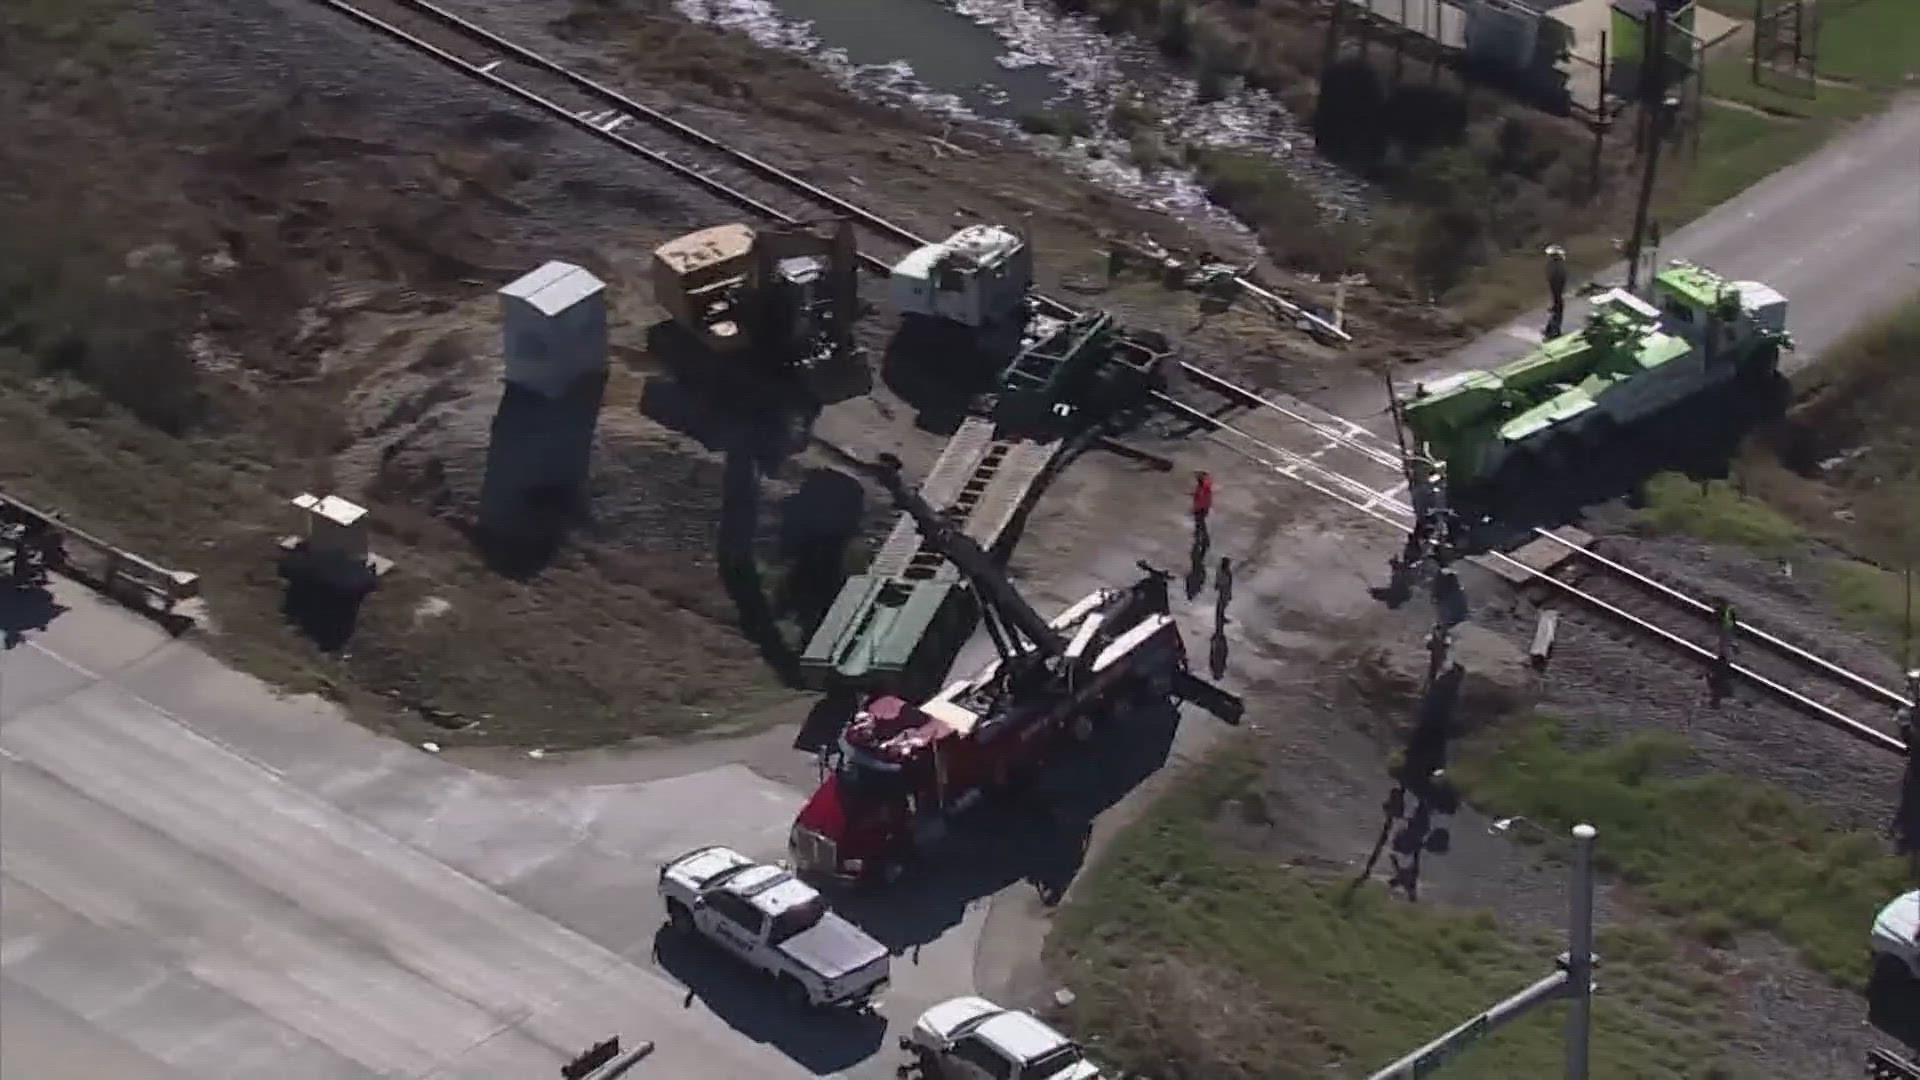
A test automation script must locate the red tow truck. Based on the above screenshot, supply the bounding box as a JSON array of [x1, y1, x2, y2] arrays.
[[788, 453, 1240, 887]]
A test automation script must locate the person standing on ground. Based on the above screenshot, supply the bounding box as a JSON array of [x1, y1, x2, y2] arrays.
[[1214, 556, 1234, 626], [1544, 244, 1569, 340], [1707, 597, 1738, 706], [1190, 470, 1215, 560], [1191, 471, 1214, 527]]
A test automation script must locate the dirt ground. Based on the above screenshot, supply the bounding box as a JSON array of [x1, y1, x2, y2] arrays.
[[0, 0, 1470, 750], [4, 0, 1910, 1071]]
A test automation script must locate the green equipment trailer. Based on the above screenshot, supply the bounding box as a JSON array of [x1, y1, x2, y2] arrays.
[[800, 307, 1170, 696], [799, 418, 1059, 695], [1401, 261, 1790, 490]]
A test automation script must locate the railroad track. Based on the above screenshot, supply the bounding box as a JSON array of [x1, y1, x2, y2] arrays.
[[307, 0, 1912, 754], [1153, 387, 1911, 755], [309, 0, 947, 281]]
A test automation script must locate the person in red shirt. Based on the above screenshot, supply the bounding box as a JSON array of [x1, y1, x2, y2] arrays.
[[1191, 471, 1214, 524]]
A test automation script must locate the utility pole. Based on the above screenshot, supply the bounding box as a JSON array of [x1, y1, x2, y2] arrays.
[[1626, 0, 1678, 294], [1624, 94, 1677, 293], [1367, 825, 1599, 1080]]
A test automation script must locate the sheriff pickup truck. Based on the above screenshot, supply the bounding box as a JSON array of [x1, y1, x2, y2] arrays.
[[658, 845, 890, 1010]]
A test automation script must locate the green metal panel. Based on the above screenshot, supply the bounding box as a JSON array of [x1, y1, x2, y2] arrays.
[[1655, 262, 1726, 310], [799, 575, 961, 687]]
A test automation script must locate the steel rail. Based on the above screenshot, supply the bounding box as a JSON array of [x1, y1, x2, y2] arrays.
[[1176, 364, 1914, 717], [1538, 531, 1914, 713], [375, 0, 933, 251], [313, 0, 906, 276], [1179, 361, 1404, 470], [1159, 393, 1905, 756], [318, 0, 1091, 321], [311, 0, 1907, 750]]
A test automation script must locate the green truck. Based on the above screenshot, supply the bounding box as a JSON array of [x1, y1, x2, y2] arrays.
[[1401, 261, 1790, 490]]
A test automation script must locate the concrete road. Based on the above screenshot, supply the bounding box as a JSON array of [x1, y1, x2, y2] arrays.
[[0, 579, 987, 1080], [1437, 94, 1920, 378]]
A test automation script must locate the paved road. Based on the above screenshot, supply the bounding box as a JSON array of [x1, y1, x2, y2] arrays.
[[0, 579, 985, 1080], [1438, 94, 1920, 377]]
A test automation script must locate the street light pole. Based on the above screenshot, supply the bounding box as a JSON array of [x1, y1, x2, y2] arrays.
[[1367, 824, 1601, 1080], [1566, 823, 1598, 1080]]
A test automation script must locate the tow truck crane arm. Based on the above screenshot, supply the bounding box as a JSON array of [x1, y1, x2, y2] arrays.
[[871, 452, 1066, 659]]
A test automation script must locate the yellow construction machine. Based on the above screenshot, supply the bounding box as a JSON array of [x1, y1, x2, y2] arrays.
[[650, 219, 861, 385]]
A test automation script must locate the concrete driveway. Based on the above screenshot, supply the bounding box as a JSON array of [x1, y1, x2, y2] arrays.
[[0, 580, 987, 1080]]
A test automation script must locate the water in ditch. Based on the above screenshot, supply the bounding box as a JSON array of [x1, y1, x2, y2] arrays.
[[674, 0, 1369, 242]]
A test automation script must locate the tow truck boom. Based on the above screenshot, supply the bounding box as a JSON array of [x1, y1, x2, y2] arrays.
[[872, 453, 1065, 659]]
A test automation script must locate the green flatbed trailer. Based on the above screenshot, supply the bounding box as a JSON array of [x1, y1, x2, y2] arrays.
[[799, 306, 1168, 696], [1402, 262, 1790, 489], [799, 418, 1059, 695]]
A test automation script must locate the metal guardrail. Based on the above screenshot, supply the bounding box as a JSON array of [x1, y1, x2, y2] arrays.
[[1, 492, 199, 616]]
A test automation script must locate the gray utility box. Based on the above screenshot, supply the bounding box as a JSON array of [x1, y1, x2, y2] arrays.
[[501, 261, 608, 398]]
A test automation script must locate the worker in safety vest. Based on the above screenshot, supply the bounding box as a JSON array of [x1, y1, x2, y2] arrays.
[[1706, 598, 1738, 706]]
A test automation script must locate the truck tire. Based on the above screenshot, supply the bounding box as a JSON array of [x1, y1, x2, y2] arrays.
[[779, 975, 814, 1010], [667, 900, 694, 934], [1738, 343, 1781, 382]]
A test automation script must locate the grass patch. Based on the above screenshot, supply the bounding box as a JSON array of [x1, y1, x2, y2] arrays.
[[1633, 469, 1916, 655], [1810, 0, 1920, 88], [1192, 149, 1361, 276], [1051, 747, 1743, 1078], [1633, 472, 1806, 556], [1455, 718, 1906, 984], [1665, 0, 1914, 220], [1821, 559, 1916, 651], [1776, 297, 1920, 504]]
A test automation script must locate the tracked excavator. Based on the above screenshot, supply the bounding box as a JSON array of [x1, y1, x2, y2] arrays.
[[650, 219, 862, 389]]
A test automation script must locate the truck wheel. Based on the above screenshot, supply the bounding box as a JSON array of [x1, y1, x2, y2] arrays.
[[1738, 343, 1781, 382], [667, 900, 694, 934], [779, 975, 814, 1010]]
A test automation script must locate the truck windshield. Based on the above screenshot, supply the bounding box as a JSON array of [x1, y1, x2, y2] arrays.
[[767, 897, 826, 945]]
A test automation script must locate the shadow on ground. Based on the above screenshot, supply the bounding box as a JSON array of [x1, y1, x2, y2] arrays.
[[880, 317, 999, 436], [648, 925, 888, 1074], [1459, 374, 1793, 541], [1, 583, 66, 649], [777, 467, 865, 632], [1868, 960, 1920, 1051], [467, 372, 609, 577], [1352, 662, 1466, 902], [833, 693, 1185, 953], [639, 319, 851, 688], [278, 574, 371, 653]]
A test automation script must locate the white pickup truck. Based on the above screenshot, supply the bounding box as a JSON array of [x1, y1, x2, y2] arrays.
[[1873, 890, 1920, 981], [658, 845, 890, 1010], [901, 996, 1106, 1080]]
